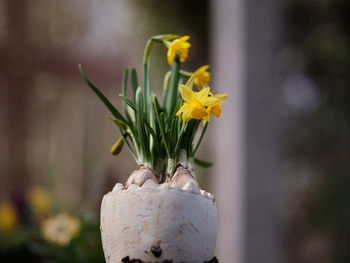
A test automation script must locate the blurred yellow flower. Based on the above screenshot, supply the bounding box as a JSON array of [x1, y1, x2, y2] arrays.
[[194, 65, 210, 90], [28, 187, 52, 218], [41, 213, 81, 246], [167, 36, 191, 65], [0, 202, 17, 233], [176, 77, 217, 122]]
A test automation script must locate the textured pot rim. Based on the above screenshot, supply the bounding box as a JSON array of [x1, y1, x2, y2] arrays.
[[110, 179, 216, 203]]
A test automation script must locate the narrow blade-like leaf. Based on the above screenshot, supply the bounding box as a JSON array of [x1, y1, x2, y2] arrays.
[[131, 68, 138, 99], [119, 94, 137, 111], [79, 65, 127, 123], [107, 116, 128, 131], [194, 158, 213, 168], [193, 122, 208, 156], [164, 55, 180, 117], [122, 69, 133, 124]]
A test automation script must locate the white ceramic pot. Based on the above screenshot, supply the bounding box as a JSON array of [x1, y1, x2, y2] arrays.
[[100, 179, 217, 263]]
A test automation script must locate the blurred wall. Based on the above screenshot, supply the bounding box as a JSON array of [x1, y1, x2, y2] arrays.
[[0, 0, 146, 210]]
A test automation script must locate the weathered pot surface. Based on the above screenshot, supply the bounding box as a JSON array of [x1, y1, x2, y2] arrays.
[[100, 179, 217, 263]]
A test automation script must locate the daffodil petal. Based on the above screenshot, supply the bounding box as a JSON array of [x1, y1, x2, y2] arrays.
[[180, 36, 190, 41], [167, 48, 176, 65], [199, 97, 218, 106], [176, 103, 189, 116], [215, 93, 228, 103], [182, 108, 192, 122], [202, 114, 210, 126], [195, 65, 210, 73], [179, 84, 194, 102], [208, 104, 222, 117], [167, 36, 191, 65], [185, 74, 196, 89], [181, 42, 191, 49], [190, 101, 208, 119], [195, 87, 210, 100]]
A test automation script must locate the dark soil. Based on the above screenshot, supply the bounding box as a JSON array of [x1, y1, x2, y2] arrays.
[[151, 245, 162, 258], [121, 256, 219, 263]]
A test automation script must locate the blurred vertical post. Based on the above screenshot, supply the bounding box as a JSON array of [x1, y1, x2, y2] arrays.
[[211, 0, 245, 262], [211, 0, 281, 262]]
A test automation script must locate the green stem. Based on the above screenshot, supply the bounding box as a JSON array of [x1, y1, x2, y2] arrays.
[[143, 63, 150, 118], [180, 70, 193, 78], [143, 38, 154, 65]]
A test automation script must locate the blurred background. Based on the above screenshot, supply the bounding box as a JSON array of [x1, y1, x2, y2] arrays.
[[0, 0, 349, 262]]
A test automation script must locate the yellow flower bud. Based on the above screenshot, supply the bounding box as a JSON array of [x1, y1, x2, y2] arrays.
[[110, 137, 124, 156]]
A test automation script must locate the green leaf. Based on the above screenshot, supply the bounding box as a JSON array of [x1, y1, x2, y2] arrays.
[[169, 115, 177, 148], [126, 105, 136, 123], [163, 70, 171, 91], [194, 158, 213, 168], [174, 122, 188, 156], [180, 119, 197, 153], [149, 92, 156, 155], [164, 55, 180, 117], [159, 112, 171, 157], [152, 95, 162, 136], [170, 99, 182, 126], [122, 69, 129, 97], [79, 65, 127, 124], [119, 94, 137, 111], [143, 63, 151, 119], [119, 131, 138, 163], [144, 119, 161, 154], [153, 94, 162, 113], [152, 95, 171, 158], [193, 122, 208, 156], [107, 116, 128, 131], [122, 69, 133, 125], [136, 87, 150, 163], [131, 68, 138, 99], [188, 120, 200, 155]]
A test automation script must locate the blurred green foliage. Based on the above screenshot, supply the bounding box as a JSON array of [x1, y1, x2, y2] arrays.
[[0, 191, 104, 263], [0, 213, 104, 263]]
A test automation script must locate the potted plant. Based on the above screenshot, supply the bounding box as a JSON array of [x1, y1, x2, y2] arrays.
[[79, 34, 227, 263]]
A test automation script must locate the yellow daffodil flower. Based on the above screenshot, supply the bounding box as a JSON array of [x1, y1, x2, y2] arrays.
[[208, 93, 228, 117], [176, 83, 218, 122], [202, 93, 228, 125], [167, 36, 191, 65], [194, 65, 210, 90], [0, 202, 17, 233]]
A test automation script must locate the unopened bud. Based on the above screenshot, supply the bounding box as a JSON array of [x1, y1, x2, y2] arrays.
[[110, 137, 124, 156]]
